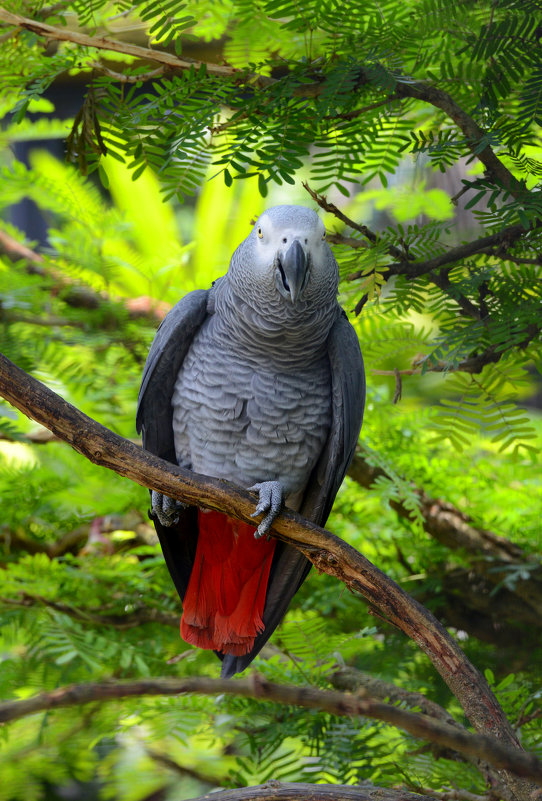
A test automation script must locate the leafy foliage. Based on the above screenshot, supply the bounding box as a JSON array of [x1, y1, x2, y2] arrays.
[[0, 0, 542, 799]]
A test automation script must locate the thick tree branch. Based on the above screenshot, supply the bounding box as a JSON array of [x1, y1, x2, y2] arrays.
[[0, 352, 536, 801], [392, 81, 521, 197], [0, 674, 541, 786], [187, 785, 492, 801], [187, 781, 433, 801], [4, 404, 540, 647]]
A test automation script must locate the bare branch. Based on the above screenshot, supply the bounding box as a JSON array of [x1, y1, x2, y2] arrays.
[[0, 8, 271, 86], [1, 593, 178, 629], [330, 666, 457, 725], [303, 182, 406, 260], [145, 747, 218, 787], [188, 780, 435, 801], [333, 95, 401, 121], [408, 787, 491, 801], [0, 674, 541, 785], [90, 63, 167, 83], [326, 232, 368, 250], [4, 401, 539, 648]]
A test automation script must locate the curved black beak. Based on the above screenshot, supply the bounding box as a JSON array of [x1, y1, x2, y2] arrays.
[[280, 240, 308, 303]]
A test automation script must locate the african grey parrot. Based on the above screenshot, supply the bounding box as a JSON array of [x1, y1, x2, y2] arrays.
[[136, 205, 365, 677]]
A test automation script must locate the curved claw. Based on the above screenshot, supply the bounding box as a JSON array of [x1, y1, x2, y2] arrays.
[[248, 481, 283, 539], [151, 490, 186, 527]]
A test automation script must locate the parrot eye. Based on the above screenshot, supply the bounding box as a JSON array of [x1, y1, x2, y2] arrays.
[[257, 227, 263, 239], [322, 231, 326, 240]]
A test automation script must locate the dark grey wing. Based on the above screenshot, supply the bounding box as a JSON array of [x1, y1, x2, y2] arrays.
[[300, 308, 365, 526], [220, 309, 365, 678], [136, 289, 210, 610], [136, 289, 209, 463]]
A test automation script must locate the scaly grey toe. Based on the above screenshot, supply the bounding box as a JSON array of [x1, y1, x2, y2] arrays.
[[151, 490, 186, 527], [248, 481, 283, 539]]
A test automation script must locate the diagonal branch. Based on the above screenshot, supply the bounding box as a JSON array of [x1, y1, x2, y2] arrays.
[[0, 351, 536, 801], [0, 674, 541, 785], [305, 185, 541, 329], [339, 221, 537, 284], [0, 8, 270, 86], [378, 223, 540, 280], [393, 81, 522, 197], [303, 182, 406, 261]]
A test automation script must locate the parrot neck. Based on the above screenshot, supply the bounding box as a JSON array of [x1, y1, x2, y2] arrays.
[[211, 278, 340, 368]]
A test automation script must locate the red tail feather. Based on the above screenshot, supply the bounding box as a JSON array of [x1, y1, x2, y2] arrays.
[[180, 510, 276, 656]]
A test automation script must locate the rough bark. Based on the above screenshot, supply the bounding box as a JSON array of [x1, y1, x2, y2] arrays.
[[183, 781, 441, 801]]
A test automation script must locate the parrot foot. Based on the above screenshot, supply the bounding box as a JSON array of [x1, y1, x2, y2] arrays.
[[151, 490, 186, 527], [248, 481, 283, 539]]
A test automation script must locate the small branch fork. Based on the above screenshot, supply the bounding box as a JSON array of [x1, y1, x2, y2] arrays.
[[304, 184, 541, 338], [305, 181, 538, 284], [0, 352, 537, 801], [0, 673, 542, 787]]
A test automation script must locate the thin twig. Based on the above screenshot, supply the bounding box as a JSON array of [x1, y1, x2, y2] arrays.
[[332, 94, 400, 121]]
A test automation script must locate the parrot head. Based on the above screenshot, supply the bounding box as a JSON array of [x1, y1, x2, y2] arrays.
[[229, 205, 339, 308]]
